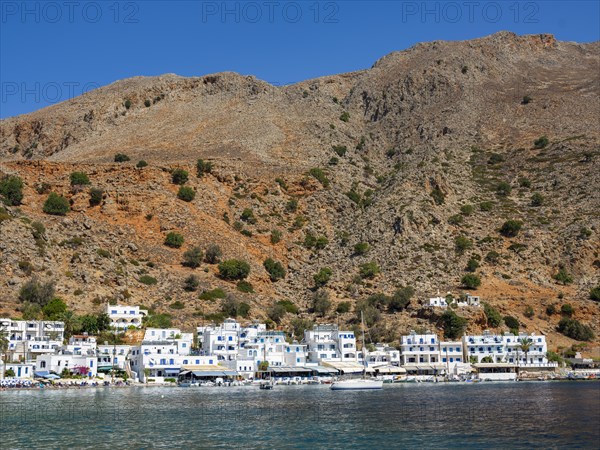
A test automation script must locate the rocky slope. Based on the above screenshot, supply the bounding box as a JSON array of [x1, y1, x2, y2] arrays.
[[1, 32, 598, 353]]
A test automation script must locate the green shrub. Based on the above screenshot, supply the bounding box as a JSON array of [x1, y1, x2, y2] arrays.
[[177, 186, 196, 202], [182, 246, 203, 268], [136, 160, 148, 168], [171, 169, 189, 185], [263, 258, 286, 282], [138, 275, 157, 285], [483, 303, 503, 327], [285, 198, 298, 213], [488, 153, 504, 165], [460, 204, 474, 216], [496, 181, 512, 197], [199, 288, 226, 300], [448, 214, 463, 226], [557, 318, 594, 341], [332, 145, 347, 157], [144, 99, 152, 107], [590, 286, 600, 302], [441, 310, 467, 339], [560, 303, 574, 317], [204, 244, 222, 264], [19, 277, 55, 306], [461, 274, 481, 289], [240, 208, 256, 224], [546, 304, 557, 315], [519, 177, 532, 188], [531, 192, 544, 207], [313, 267, 332, 287], [579, 227, 592, 240], [183, 274, 199, 292], [504, 315, 519, 330], [89, 188, 103, 206], [218, 259, 251, 280], [353, 242, 370, 255], [315, 236, 329, 250], [277, 300, 298, 314], [485, 251, 500, 264], [336, 302, 351, 314], [43, 193, 70, 216], [359, 261, 380, 279], [236, 281, 254, 293], [524, 306, 534, 318], [221, 297, 250, 318], [114, 153, 130, 162], [196, 159, 213, 177], [346, 190, 361, 205], [522, 95, 532, 105], [164, 232, 184, 248], [430, 188, 445, 205], [553, 268, 573, 285], [466, 258, 480, 272], [480, 201, 494, 212], [270, 229, 282, 244], [313, 290, 331, 316], [144, 313, 172, 328], [388, 286, 414, 312], [309, 168, 330, 188], [500, 220, 523, 237], [0, 175, 24, 205], [96, 248, 110, 258], [329, 157, 339, 166], [534, 136, 549, 149], [70, 172, 90, 186], [339, 112, 350, 122], [455, 236, 472, 254], [170, 301, 185, 310], [268, 303, 287, 323]]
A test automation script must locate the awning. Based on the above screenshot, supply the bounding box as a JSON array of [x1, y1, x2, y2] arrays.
[[269, 367, 313, 374], [164, 368, 181, 374], [312, 366, 339, 375], [323, 361, 365, 374], [374, 365, 406, 374], [34, 371, 61, 379], [192, 371, 225, 377]]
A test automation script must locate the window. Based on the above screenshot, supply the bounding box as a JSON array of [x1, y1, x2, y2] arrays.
[[449, 347, 453, 352], [456, 358, 461, 362], [450, 358, 454, 362], [430, 338, 435, 344], [111, 310, 117, 314], [442, 358, 447, 363], [90, 361, 94, 367]]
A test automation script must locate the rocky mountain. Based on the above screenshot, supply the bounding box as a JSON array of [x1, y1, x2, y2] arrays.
[[1, 32, 598, 353]]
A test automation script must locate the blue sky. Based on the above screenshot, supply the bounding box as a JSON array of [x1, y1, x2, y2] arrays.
[[1, 1, 599, 118]]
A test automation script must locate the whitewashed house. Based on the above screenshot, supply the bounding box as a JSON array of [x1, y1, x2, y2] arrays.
[[97, 344, 132, 372], [304, 324, 357, 363], [425, 293, 481, 308], [399, 332, 442, 365], [36, 351, 97, 377], [129, 328, 201, 382], [462, 331, 556, 368], [0, 318, 64, 362], [106, 304, 148, 329], [4, 362, 36, 379]]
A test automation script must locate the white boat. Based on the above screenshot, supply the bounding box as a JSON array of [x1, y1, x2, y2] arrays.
[[331, 312, 383, 391], [331, 378, 383, 390]]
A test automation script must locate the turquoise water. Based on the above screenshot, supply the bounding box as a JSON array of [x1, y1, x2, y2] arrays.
[[1, 382, 599, 449]]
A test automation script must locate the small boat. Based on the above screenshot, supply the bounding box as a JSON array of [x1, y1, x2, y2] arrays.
[[259, 381, 274, 390], [331, 311, 383, 391]]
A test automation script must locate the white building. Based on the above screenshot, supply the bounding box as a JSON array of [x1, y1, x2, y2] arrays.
[[97, 344, 132, 372], [129, 328, 201, 382], [0, 318, 64, 362], [362, 343, 401, 366], [303, 325, 357, 363], [36, 351, 98, 377], [424, 293, 480, 308], [399, 332, 442, 365], [106, 304, 148, 329], [3, 362, 36, 379], [463, 331, 556, 367]]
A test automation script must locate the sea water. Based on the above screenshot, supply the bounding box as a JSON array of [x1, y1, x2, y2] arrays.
[[1, 381, 599, 449]]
